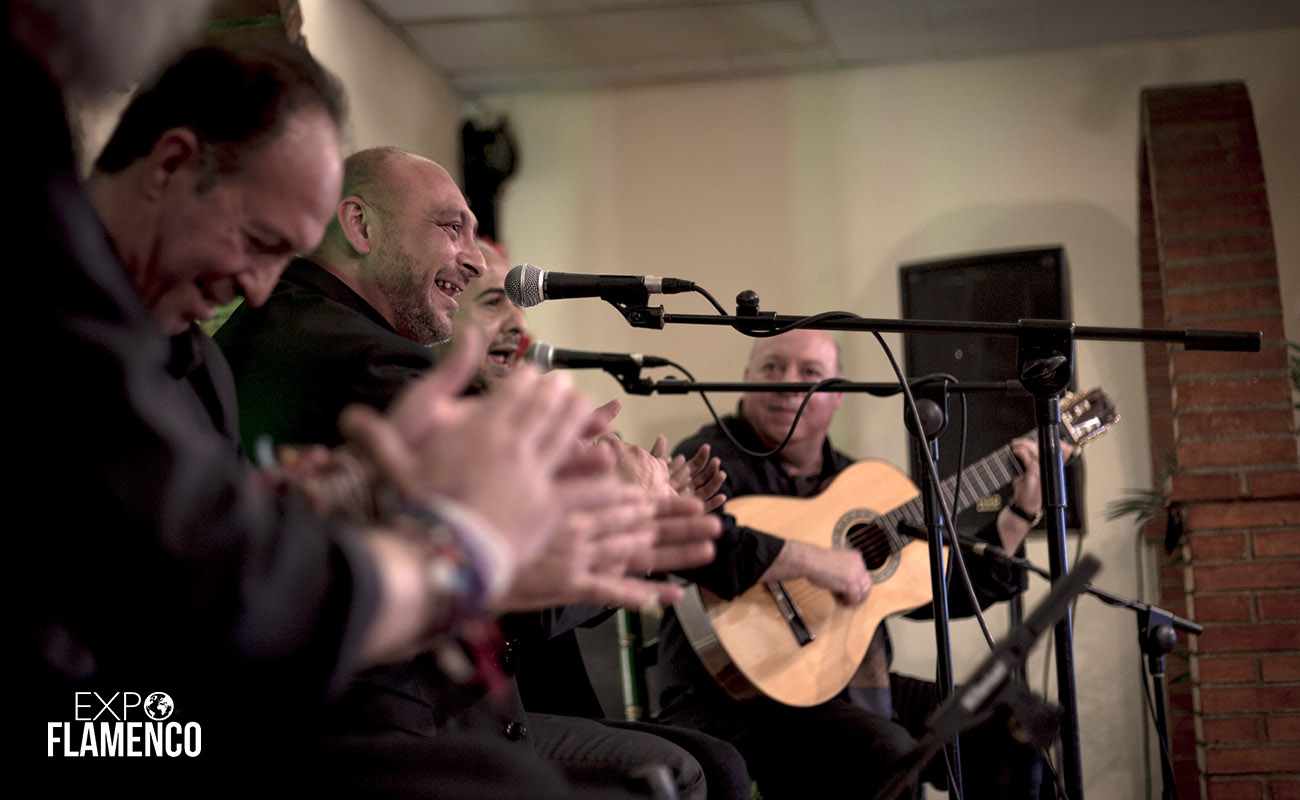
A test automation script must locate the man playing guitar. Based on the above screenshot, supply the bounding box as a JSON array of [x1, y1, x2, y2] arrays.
[[658, 329, 1053, 799]]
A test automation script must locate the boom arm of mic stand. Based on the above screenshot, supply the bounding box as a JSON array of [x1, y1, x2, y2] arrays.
[[939, 534, 1202, 637]]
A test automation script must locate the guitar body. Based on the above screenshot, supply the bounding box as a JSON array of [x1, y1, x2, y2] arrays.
[[675, 459, 941, 708]]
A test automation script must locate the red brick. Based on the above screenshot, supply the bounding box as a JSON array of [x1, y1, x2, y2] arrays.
[[1193, 593, 1253, 621], [1176, 408, 1297, 437], [1173, 472, 1246, 502], [1262, 655, 1300, 681], [1159, 209, 1274, 239], [1268, 716, 1300, 741], [1175, 770, 1201, 800], [1153, 133, 1261, 167], [1200, 686, 1300, 714], [1208, 779, 1264, 800], [1191, 314, 1288, 339], [1148, 113, 1254, 143], [1158, 185, 1270, 214], [1257, 592, 1300, 620], [1164, 285, 1281, 318], [1173, 732, 1199, 758], [1163, 583, 1190, 605], [1203, 717, 1261, 742], [1148, 97, 1254, 127], [1147, 344, 1173, 367], [1194, 562, 1300, 590], [1186, 501, 1300, 529], [1188, 533, 1248, 559], [1178, 438, 1300, 468], [1196, 623, 1300, 653], [1145, 84, 1252, 121], [1250, 473, 1300, 499], [1256, 529, 1300, 556], [1154, 166, 1266, 195], [1172, 347, 1288, 377], [1175, 378, 1292, 406], [1276, 780, 1300, 800], [1204, 744, 1300, 774], [1198, 657, 1257, 683], [1142, 296, 1168, 323]]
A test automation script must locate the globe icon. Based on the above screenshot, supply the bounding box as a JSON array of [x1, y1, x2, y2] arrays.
[[144, 692, 174, 721]]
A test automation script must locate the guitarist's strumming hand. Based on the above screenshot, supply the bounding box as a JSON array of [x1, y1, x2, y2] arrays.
[[758, 539, 873, 606]]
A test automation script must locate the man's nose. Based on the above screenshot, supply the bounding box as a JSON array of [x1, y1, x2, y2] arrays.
[[504, 303, 526, 334], [462, 246, 486, 278]]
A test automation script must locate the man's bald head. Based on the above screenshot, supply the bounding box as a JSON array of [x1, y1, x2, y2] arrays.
[[337, 147, 422, 216]]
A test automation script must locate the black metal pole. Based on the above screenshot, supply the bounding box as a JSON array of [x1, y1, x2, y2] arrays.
[[919, 436, 962, 796]]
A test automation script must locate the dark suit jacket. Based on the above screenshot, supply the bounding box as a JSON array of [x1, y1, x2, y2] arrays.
[[216, 259, 436, 452]]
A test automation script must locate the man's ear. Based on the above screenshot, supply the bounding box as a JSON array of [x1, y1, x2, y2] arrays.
[[141, 127, 200, 200], [337, 196, 373, 256]]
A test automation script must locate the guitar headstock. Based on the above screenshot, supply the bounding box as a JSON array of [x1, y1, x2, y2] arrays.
[[1061, 387, 1119, 447]]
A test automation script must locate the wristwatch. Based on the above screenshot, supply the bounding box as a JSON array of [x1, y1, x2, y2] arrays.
[[1006, 500, 1043, 526]]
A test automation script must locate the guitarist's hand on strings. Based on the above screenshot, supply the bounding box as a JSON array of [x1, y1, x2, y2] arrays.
[[760, 540, 873, 606]]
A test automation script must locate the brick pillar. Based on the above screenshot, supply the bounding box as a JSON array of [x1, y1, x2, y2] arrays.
[[1139, 82, 1300, 800]]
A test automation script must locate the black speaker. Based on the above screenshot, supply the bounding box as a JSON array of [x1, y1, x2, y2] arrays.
[[899, 246, 1085, 533]]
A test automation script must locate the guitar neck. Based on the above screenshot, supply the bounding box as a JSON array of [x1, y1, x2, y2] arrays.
[[886, 444, 1025, 530]]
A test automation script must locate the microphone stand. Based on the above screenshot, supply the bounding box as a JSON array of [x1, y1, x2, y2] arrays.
[[906, 389, 962, 798], [585, 287, 1257, 800]]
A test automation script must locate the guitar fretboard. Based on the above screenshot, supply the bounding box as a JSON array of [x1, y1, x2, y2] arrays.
[[877, 444, 1025, 547]]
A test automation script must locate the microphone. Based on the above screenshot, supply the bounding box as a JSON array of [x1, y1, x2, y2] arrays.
[[524, 341, 671, 373], [505, 263, 695, 308]]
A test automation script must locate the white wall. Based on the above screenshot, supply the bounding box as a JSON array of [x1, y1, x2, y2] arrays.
[[300, 0, 462, 165], [69, 0, 465, 176], [482, 28, 1300, 798]]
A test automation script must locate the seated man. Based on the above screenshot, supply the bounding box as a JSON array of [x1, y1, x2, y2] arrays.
[[215, 147, 729, 799], [659, 329, 1051, 799], [444, 238, 754, 800]]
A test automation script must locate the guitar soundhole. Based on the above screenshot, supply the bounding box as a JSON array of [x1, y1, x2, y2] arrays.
[[846, 522, 891, 570]]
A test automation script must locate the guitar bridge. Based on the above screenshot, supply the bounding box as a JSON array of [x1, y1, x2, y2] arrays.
[[764, 581, 815, 646]]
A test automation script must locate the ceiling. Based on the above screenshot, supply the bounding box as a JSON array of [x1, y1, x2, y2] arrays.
[[362, 0, 1300, 97]]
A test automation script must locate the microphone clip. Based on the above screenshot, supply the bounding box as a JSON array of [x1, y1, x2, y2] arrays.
[[618, 301, 665, 330], [606, 362, 656, 394]]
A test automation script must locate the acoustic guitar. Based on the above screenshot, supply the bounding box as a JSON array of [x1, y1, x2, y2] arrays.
[[674, 388, 1118, 707]]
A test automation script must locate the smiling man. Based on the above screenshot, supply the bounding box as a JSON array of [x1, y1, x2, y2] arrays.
[[216, 146, 485, 451], [89, 45, 345, 336]]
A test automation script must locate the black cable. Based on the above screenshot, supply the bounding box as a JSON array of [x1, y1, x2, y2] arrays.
[[662, 358, 855, 461], [692, 285, 729, 315], [870, 330, 996, 652], [1139, 654, 1181, 800]]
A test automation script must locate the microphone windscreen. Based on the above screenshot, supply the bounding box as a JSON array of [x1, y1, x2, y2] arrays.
[[522, 340, 554, 372], [505, 264, 543, 307]]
